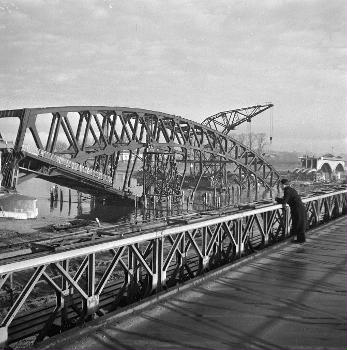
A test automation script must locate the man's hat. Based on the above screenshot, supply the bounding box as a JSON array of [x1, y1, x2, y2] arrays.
[[280, 178, 289, 185]]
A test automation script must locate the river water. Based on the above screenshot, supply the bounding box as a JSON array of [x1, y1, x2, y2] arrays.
[[17, 178, 136, 224], [16, 178, 284, 225]]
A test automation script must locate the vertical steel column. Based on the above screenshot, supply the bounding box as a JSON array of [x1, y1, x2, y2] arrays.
[[201, 226, 209, 270], [284, 206, 290, 236], [61, 259, 70, 327], [10, 167, 19, 188], [45, 114, 57, 151], [316, 198, 321, 223], [237, 219, 244, 257], [50, 113, 62, 153], [151, 239, 160, 291], [178, 233, 186, 281], [126, 246, 137, 302], [85, 253, 98, 316], [262, 212, 269, 245], [157, 237, 166, 287], [122, 150, 133, 192]]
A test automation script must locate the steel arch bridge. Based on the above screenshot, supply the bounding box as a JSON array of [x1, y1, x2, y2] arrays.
[[0, 106, 280, 200]]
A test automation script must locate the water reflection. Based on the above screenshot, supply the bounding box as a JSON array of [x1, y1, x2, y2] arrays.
[[17, 178, 135, 223], [17, 178, 287, 224]]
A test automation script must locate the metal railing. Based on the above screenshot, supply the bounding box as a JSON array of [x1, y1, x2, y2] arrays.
[[0, 189, 346, 347], [21, 144, 113, 184]]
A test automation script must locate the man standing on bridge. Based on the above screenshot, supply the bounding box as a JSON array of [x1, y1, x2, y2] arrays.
[[275, 179, 306, 243]]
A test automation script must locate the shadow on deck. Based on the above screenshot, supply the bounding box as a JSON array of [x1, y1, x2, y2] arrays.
[[37, 216, 346, 350]]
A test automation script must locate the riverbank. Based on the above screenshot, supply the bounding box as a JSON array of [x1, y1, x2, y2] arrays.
[[0, 216, 81, 246]]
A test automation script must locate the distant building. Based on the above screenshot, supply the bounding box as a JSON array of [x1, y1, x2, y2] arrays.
[[295, 154, 345, 181]]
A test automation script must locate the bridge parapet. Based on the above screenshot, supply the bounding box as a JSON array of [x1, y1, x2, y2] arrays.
[[0, 188, 346, 348]]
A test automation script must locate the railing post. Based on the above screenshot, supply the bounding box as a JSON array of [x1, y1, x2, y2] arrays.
[[151, 239, 160, 291], [337, 194, 343, 215], [158, 238, 167, 287], [237, 219, 244, 257], [314, 199, 320, 226], [263, 212, 269, 245], [126, 246, 136, 302], [284, 205, 290, 237], [178, 233, 186, 282], [60, 259, 69, 327], [200, 226, 209, 270], [85, 253, 98, 317]]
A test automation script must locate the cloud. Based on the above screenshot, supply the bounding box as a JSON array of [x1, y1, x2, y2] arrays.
[[0, 0, 345, 154]]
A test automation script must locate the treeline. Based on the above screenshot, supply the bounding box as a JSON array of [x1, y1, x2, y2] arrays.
[[233, 132, 269, 155]]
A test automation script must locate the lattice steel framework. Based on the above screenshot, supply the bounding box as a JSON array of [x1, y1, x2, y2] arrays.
[[202, 103, 273, 134], [0, 189, 346, 347], [0, 106, 280, 197]]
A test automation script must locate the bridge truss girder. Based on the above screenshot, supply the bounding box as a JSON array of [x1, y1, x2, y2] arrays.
[[0, 106, 280, 198]]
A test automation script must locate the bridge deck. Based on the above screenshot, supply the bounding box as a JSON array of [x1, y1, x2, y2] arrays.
[[38, 216, 346, 350]]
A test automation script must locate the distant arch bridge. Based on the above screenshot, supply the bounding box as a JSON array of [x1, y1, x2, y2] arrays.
[[297, 155, 345, 180]]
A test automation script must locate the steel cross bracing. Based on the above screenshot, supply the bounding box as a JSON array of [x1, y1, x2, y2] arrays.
[[0, 189, 346, 346], [201, 103, 274, 135], [0, 106, 280, 198]]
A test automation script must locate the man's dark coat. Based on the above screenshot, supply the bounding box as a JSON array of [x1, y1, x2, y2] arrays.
[[276, 186, 306, 242]]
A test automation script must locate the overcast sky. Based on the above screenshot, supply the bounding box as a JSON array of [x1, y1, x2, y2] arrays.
[[0, 0, 346, 155]]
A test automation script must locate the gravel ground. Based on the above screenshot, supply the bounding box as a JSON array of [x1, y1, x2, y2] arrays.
[[0, 216, 75, 246]]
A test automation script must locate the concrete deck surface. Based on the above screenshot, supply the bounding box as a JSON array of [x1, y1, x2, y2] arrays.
[[38, 216, 346, 350]]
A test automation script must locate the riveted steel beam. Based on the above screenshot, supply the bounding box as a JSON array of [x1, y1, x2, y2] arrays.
[[1, 106, 280, 197]]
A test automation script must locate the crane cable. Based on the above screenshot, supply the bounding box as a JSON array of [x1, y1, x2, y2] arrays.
[[269, 107, 274, 154], [248, 118, 252, 149]]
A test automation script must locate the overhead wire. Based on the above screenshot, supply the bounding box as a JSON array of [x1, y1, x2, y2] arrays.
[[248, 118, 252, 149], [268, 106, 274, 154]]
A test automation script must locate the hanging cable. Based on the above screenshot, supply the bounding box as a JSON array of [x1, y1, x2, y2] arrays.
[[248, 119, 252, 149], [268, 107, 274, 155], [270, 107, 273, 144]]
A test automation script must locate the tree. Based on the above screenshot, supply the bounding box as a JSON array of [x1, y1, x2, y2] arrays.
[[54, 140, 69, 153], [233, 132, 268, 155], [253, 133, 267, 155]]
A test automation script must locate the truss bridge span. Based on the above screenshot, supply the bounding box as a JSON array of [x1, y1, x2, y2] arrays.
[[0, 106, 280, 199]]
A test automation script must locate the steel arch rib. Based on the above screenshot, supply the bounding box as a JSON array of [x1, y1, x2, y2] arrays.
[[2, 106, 280, 195]]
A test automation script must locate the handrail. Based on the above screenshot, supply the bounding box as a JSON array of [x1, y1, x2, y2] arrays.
[[1, 189, 346, 274], [0, 189, 346, 347]]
